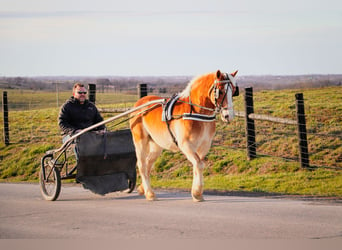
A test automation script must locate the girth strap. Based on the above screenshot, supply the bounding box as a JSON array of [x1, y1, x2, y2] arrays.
[[162, 95, 180, 147], [166, 120, 178, 147]]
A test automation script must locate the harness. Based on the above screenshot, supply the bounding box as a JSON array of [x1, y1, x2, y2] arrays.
[[162, 75, 236, 147], [162, 94, 216, 123]]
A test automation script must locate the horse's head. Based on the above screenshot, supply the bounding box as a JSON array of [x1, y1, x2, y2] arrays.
[[209, 70, 239, 122]]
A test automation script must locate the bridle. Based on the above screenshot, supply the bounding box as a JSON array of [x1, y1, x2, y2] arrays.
[[209, 73, 237, 113]]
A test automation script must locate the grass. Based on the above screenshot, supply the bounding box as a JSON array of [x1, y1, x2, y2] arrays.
[[0, 86, 341, 197], [151, 172, 342, 197], [151, 164, 342, 197], [150, 149, 342, 197]]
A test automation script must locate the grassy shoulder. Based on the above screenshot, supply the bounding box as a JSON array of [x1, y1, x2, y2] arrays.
[[149, 149, 342, 197], [151, 170, 342, 197]]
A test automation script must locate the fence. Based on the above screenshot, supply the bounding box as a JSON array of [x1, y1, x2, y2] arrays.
[[1, 85, 341, 170], [2, 91, 9, 145], [238, 87, 309, 168], [230, 87, 341, 170]]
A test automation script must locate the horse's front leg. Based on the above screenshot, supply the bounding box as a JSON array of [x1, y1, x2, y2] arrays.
[[192, 159, 205, 202], [180, 143, 205, 202]]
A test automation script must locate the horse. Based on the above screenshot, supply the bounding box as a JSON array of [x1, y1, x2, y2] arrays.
[[129, 70, 238, 202]]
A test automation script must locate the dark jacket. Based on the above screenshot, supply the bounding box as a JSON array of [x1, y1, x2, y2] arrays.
[[58, 97, 105, 135]]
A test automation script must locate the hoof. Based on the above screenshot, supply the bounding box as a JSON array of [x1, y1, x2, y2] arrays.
[[192, 191, 204, 202], [192, 195, 204, 202], [137, 184, 144, 196], [146, 191, 157, 201]]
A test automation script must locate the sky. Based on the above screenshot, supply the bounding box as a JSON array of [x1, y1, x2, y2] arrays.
[[0, 0, 341, 77]]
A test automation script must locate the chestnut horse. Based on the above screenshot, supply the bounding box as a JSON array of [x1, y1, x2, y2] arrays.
[[129, 70, 238, 201]]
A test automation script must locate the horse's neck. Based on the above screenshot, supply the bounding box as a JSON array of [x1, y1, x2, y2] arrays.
[[188, 77, 215, 113]]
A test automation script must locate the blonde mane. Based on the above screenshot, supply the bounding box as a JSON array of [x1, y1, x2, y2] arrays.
[[179, 78, 196, 98], [179, 72, 213, 98]]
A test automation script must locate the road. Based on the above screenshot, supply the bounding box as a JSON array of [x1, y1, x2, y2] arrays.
[[0, 183, 341, 239]]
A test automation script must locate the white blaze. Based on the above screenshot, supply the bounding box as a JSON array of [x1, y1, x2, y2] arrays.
[[227, 84, 234, 121]]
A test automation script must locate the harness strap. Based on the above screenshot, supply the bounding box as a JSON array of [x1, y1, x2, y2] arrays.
[[182, 113, 216, 122], [162, 94, 180, 122], [166, 120, 178, 147], [177, 99, 215, 112]]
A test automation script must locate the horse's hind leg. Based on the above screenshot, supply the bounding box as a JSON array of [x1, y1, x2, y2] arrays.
[[145, 141, 162, 200], [135, 138, 162, 201]]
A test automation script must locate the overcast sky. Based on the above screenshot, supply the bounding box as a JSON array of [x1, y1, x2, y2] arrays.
[[0, 0, 341, 77]]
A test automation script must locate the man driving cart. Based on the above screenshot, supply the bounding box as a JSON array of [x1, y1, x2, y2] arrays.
[[58, 82, 106, 143], [40, 82, 136, 201]]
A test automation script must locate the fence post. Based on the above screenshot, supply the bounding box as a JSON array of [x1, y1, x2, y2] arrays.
[[138, 83, 147, 98], [88, 84, 96, 104], [295, 93, 310, 168], [56, 82, 59, 108], [2, 91, 10, 145], [244, 87, 256, 159]]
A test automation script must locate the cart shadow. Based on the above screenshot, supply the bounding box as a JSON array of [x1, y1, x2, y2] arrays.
[[56, 187, 276, 203], [56, 185, 342, 204]]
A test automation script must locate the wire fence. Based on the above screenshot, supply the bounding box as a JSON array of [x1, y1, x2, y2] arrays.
[[239, 88, 341, 169], [1, 85, 341, 170]]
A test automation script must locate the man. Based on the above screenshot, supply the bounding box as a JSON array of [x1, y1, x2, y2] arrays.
[[58, 83, 105, 141]]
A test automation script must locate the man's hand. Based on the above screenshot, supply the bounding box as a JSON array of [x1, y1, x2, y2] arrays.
[[74, 129, 82, 134], [95, 129, 106, 135]]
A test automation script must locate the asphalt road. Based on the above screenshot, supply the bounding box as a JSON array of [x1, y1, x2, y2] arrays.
[[0, 183, 341, 239]]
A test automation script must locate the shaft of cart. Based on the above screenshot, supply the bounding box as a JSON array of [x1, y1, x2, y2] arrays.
[[53, 98, 165, 154]]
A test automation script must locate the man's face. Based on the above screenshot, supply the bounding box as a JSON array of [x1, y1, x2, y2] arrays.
[[73, 86, 87, 104]]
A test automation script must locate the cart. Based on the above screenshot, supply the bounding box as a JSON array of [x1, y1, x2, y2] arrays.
[[39, 129, 137, 201]]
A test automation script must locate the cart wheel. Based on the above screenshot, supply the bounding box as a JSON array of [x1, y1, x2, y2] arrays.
[[39, 154, 61, 201], [127, 168, 137, 193]]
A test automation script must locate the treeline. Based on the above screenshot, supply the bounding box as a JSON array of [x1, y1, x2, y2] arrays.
[[0, 75, 192, 93], [238, 74, 342, 90], [1, 74, 341, 92]]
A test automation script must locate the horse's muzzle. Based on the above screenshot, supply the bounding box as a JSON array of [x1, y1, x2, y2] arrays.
[[220, 108, 234, 123]]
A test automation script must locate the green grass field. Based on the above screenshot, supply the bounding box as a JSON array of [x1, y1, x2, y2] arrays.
[[0, 86, 341, 197]]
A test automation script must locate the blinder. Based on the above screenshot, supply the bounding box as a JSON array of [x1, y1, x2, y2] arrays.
[[233, 85, 239, 97], [215, 87, 221, 99], [223, 72, 239, 97]]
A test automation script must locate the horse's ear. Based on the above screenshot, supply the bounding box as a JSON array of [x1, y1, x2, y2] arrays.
[[216, 70, 221, 78], [231, 70, 238, 77]]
